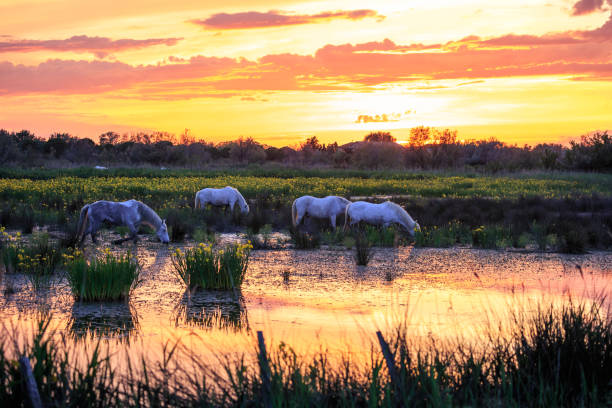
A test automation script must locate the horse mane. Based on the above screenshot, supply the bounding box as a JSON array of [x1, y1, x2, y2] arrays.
[[334, 196, 351, 204], [136, 201, 162, 229], [385, 201, 415, 229]]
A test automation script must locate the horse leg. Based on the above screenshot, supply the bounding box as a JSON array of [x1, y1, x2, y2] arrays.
[[129, 223, 139, 243], [87, 222, 99, 244], [330, 215, 337, 230], [295, 211, 304, 227], [79, 223, 90, 246]]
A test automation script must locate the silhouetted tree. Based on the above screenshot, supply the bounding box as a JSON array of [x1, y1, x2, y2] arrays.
[[409, 126, 431, 147], [99, 131, 120, 145], [45, 133, 73, 158], [301, 136, 324, 151], [364, 131, 396, 143]]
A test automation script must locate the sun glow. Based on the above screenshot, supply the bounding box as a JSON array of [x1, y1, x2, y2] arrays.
[[0, 0, 610, 145]]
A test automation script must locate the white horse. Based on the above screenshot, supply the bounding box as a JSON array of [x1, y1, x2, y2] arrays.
[[344, 201, 421, 237], [77, 200, 169, 245], [194, 186, 249, 214], [292, 195, 351, 230]]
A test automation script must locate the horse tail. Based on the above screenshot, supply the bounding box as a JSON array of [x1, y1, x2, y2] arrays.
[[343, 204, 351, 232], [195, 194, 200, 209], [291, 199, 298, 227], [76, 204, 90, 242]]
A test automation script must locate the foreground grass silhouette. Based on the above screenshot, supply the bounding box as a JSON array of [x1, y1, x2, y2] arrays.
[[1, 298, 611, 407]]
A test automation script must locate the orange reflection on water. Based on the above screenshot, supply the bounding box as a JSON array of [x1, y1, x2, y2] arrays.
[[1, 245, 611, 372]]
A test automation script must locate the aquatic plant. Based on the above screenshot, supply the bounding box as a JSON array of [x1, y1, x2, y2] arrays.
[[354, 230, 373, 266], [1, 298, 611, 406], [555, 220, 588, 254], [192, 226, 217, 244], [1, 232, 62, 289], [471, 225, 510, 249], [414, 221, 472, 248], [364, 225, 397, 247], [246, 224, 273, 249], [0, 227, 23, 273], [65, 249, 140, 301], [289, 226, 320, 249], [58, 216, 81, 249], [171, 242, 252, 290], [165, 208, 194, 242]]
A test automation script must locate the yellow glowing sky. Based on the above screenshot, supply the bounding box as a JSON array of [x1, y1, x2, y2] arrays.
[[0, 0, 610, 146]]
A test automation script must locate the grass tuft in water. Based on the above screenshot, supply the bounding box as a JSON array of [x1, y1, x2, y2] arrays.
[[0, 231, 62, 290], [171, 242, 252, 290], [354, 230, 373, 266], [289, 226, 320, 249], [65, 249, 140, 301]]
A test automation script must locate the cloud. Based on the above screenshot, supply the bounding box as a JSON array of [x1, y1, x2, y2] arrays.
[[190, 9, 384, 30], [2, 10, 612, 97], [0, 55, 250, 96], [571, 0, 610, 15], [356, 112, 409, 123], [0, 35, 182, 58]]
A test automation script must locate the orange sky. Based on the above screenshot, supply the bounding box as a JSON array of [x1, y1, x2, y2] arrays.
[[0, 0, 611, 146]]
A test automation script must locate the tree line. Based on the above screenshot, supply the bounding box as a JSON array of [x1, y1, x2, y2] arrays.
[[0, 128, 610, 172]]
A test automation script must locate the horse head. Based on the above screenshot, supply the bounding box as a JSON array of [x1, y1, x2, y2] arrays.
[[239, 199, 250, 215], [157, 219, 170, 244]]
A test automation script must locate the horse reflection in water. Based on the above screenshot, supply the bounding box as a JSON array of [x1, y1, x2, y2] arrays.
[[173, 289, 248, 333], [68, 301, 139, 343]]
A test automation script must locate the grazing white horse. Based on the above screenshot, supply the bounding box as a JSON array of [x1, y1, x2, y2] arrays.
[[194, 186, 249, 214], [292, 195, 351, 229], [77, 200, 169, 245], [344, 201, 421, 236]]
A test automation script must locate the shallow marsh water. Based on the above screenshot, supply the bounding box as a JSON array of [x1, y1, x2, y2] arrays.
[[1, 233, 612, 373]]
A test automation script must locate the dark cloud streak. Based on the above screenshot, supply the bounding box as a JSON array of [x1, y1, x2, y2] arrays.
[[0, 35, 182, 58], [191, 9, 384, 30]]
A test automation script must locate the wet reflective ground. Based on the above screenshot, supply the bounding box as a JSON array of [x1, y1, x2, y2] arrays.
[[2, 236, 611, 371]]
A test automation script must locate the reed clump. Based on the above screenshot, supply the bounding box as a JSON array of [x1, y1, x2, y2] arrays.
[[289, 226, 320, 249], [1, 231, 63, 289], [65, 249, 140, 301], [1, 298, 611, 406], [171, 242, 252, 290], [354, 230, 373, 266]]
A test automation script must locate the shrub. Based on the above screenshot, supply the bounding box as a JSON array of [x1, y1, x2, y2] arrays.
[[65, 250, 140, 301], [171, 242, 252, 290]]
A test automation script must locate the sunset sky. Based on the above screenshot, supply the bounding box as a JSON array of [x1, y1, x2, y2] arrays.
[[0, 0, 611, 146]]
